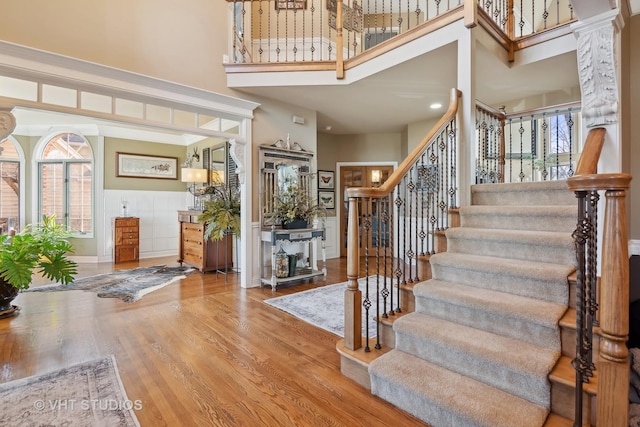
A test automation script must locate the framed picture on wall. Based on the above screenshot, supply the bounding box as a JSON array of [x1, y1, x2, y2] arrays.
[[318, 170, 335, 189], [116, 152, 178, 180], [318, 190, 335, 209]]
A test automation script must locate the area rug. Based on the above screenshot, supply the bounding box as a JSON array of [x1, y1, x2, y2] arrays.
[[0, 355, 140, 426], [264, 276, 393, 338], [23, 265, 194, 303]]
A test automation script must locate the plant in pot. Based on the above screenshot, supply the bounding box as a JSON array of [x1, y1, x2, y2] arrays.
[[0, 214, 78, 317], [274, 176, 326, 229], [198, 183, 241, 240]]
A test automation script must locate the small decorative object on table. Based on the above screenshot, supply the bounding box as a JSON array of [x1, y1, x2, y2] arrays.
[[275, 246, 289, 279]]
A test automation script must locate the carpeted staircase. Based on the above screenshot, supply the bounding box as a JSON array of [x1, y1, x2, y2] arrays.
[[368, 180, 578, 427]]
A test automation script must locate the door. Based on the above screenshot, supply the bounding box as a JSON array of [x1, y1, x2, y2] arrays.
[[339, 165, 393, 257]]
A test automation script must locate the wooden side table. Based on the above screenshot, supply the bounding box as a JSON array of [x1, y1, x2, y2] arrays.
[[114, 217, 139, 263]]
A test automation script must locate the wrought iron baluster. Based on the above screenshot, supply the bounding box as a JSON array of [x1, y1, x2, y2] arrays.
[[363, 197, 372, 352]]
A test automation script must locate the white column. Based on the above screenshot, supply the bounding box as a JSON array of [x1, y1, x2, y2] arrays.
[[457, 26, 476, 207]]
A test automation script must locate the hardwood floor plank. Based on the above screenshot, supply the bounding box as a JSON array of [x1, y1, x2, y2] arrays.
[[0, 256, 425, 426]]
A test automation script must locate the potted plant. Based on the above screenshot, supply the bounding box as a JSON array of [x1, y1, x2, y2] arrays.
[[274, 176, 326, 229], [0, 214, 78, 317], [198, 183, 241, 240]]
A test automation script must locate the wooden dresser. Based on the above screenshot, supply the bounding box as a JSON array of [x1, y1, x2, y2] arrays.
[[114, 217, 139, 263], [178, 211, 233, 272]]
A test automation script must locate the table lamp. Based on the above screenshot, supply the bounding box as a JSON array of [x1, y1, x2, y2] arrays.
[[181, 167, 207, 210]]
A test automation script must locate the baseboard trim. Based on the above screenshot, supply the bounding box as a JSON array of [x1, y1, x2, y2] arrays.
[[630, 240, 640, 256]]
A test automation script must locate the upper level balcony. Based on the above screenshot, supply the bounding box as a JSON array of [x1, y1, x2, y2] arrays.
[[223, 0, 579, 135]]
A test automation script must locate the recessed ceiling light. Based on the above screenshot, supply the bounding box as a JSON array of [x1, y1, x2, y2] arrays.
[[430, 102, 442, 110], [325, 125, 332, 131]]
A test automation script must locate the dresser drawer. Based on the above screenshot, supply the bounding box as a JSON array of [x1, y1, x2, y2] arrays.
[[183, 251, 203, 268], [115, 229, 139, 245], [115, 218, 139, 228], [115, 246, 138, 263]]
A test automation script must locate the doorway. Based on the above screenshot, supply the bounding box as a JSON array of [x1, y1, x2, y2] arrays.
[[338, 164, 394, 257]]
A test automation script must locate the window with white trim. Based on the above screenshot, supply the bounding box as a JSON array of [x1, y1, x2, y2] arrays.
[[38, 132, 93, 235], [0, 137, 20, 232]]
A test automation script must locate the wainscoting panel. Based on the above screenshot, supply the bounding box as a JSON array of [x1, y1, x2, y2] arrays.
[[103, 190, 186, 262]]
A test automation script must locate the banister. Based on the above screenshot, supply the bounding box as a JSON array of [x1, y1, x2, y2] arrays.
[[572, 127, 605, 176], [567, 126, 632, 427], [347, 88, 462, 199]]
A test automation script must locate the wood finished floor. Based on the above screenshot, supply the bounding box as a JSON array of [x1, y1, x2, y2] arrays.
[[0, 256, 424, 426]]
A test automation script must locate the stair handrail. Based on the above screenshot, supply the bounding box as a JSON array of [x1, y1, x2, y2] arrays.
[[347, 88, 462, 199], [343, 88, 462, 351], [567, 127, 631, 427]]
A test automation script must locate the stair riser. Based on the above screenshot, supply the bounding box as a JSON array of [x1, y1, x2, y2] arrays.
[[561, 326, 601, 360], [415, 296, 561, 350], [431, 263, 568, 304], [460, 214, 576, 234], [446, 235, 576, 266], [459, 211, 576, 233], [471, 182, 575, 206], [551, 382, 595, 426]]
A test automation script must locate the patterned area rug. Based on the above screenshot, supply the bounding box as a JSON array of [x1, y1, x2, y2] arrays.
[[23, 265, 194, 302], [0, 355, 140, 426], [264, 276, 391, 337]]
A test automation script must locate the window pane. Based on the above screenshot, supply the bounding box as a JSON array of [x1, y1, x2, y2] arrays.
[[0, 138, 19, 159], [0, 160, 19, 232], [40, 163, 65, 221], [43, 133, 92, 159], [68, 163, 93, 234]]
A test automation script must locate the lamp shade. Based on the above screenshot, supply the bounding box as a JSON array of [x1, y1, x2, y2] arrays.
[[181, 168, 207, 183]]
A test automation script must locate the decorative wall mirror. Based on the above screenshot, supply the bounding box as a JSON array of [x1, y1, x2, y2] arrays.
[[259, 141, 314, 227], [207, 141, 238, 188]]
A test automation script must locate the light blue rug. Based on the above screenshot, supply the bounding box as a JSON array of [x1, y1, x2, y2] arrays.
[[264, 276, 396, 338]]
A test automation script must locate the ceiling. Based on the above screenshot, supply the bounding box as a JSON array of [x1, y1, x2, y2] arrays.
[[232, 42, 580, 135]]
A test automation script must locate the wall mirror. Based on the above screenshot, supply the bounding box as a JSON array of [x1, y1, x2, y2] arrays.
[[207, 141, 238, 188], [259, 142, 314, 227]]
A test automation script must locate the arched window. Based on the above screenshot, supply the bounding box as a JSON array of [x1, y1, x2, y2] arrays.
[[38, 132, 93, 235], [0, 137, 20, 233]]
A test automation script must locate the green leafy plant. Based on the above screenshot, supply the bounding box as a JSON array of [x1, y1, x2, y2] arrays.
[[0, 214, 78, 290], [198, 184, 241, 240], [274, 176, 326, 225]]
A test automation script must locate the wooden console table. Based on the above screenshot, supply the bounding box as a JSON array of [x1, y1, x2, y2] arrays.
[[260, 226, 327, 291]]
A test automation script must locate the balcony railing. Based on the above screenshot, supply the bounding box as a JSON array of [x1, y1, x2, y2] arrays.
[[475, 101, 582, 184], [227, 0, 576, 71]]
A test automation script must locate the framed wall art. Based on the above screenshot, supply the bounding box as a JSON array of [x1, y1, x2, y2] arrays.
[[116, 152, 178, 180], [318, 190, 335, 209], [318, 170, 335, 189]]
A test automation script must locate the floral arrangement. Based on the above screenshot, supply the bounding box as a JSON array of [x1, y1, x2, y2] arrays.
[[198, 182, 241, 240], [274, 176, 326, 226]]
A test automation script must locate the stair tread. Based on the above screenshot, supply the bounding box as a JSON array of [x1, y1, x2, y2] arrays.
[[559, 308, 602, 335], [415, 279, 567, 328], [395, 312, 559, 377], [549, 355, 598, 395], [544, 413, 574, 427], [460, 205, 577, 215], [370, 349, 549, 427]]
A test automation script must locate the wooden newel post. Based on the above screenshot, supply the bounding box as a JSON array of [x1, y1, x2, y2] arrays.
[[344, 195, 361, 350], [597, 176, 632, 427]]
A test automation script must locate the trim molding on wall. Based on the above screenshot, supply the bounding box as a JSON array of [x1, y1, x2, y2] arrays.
[[630, 240, 640, 256]]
